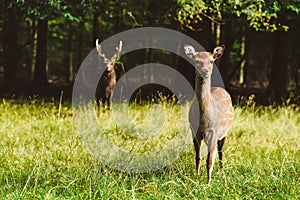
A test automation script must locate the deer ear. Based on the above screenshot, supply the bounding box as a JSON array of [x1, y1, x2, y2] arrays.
[[184, 45, 196, 59], [212, 45, 225, 60]]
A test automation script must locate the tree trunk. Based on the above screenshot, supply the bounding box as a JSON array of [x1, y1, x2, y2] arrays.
[[115, 1, 121, 32], [76, 20, 84, 72], [211, 21, 221, 45], [33, 19, 48, 85], [93, 11, 102, 46], [65, 23, 73, 82], [239, 29, 248, 85], [31, 18, 38, 80], [3, 13, 19, 86], [267, 31, 289, 103], [220, 19, 236, 87]]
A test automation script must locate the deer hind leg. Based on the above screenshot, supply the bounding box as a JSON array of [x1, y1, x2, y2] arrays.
[[217, 136, 226, 169], [193, 132, 203, 176]]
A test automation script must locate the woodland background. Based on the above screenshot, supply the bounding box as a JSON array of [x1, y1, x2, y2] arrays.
[[1, 0, 300, 104]]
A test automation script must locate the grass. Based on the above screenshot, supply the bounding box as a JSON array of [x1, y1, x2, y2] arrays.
[[0, 98, 299, 199]]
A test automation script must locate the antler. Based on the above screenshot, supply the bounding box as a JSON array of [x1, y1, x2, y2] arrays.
[[112, 40, 123, 61], [95, 39, 106, 59], [96, 39, 122, 62]]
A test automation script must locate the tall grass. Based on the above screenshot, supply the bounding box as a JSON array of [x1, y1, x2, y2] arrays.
[[0, 98, 299, 199]]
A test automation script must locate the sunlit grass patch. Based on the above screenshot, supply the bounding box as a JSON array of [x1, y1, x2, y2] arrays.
[[96, 101, 191, 153], [0, 99, 299, 199]]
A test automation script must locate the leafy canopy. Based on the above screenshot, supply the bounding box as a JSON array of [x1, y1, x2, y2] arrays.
[[177, 0, 300, 31]]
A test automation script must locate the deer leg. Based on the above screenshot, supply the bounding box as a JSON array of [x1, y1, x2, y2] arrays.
[[206, 143, 217, 184], [97, 98, 102, 114], [206, 130, 218, 184], [193, 135, 203, 176], [107, 94, 112, 110], [102, 98, 107, 110], [217, 137, 226, 170]]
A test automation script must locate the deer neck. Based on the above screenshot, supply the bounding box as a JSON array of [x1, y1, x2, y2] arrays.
[[195, 72, 211, 112], [106, 68, 115, 76]]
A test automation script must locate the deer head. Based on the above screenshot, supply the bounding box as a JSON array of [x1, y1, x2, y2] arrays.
[[184, 45, 225, 80], [96, 39, 123, 72]]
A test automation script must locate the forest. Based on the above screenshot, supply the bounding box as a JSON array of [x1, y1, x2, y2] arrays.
[[0, 0, 300, 104], [1, 1, 300, 199]]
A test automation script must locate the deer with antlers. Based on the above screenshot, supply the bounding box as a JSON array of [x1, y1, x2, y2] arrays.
[[184, 44, 234, 184], [95, 39, 122, 111]]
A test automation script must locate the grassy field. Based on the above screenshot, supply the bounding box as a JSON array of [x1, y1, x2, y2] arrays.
[[0, 98, 299, 199]]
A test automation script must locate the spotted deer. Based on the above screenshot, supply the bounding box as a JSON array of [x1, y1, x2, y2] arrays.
[[95, 39, 122, 110], [184, 44, 234, 183]]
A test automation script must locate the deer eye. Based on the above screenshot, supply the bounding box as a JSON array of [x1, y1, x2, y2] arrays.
[[195, 60, 202, 65], [210, 60, 214, 64]]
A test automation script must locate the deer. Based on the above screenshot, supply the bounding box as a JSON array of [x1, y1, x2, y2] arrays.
[[184, 44, 234, 184], [95, 39, 122, 111]]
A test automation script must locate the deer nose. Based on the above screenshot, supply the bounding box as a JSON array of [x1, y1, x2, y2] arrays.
[[200, 69, 209, 78]]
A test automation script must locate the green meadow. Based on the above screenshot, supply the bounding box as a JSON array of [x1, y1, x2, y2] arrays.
[[0, 99, 299, 199]]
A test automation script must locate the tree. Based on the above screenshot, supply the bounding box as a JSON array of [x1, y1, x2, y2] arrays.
[[2, 1, 22, 85], [33, 18, 48, 85]]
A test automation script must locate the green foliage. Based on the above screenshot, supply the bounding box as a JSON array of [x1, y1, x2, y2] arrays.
[[177, 0, 300, 31], [5, 0, 83, 21], [0, 99, 299, 199], [177, 0, 206, 30], [234, 0, 280, 31]]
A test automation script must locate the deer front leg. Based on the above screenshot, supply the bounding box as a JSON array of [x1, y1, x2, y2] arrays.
[[107, 93, 113, 110], [206, 129, 218, 184], [206, 144, 217, 184], [193, 135, 203, 176], [102, 98, 107, 111], [97, 98, 103, 114]]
